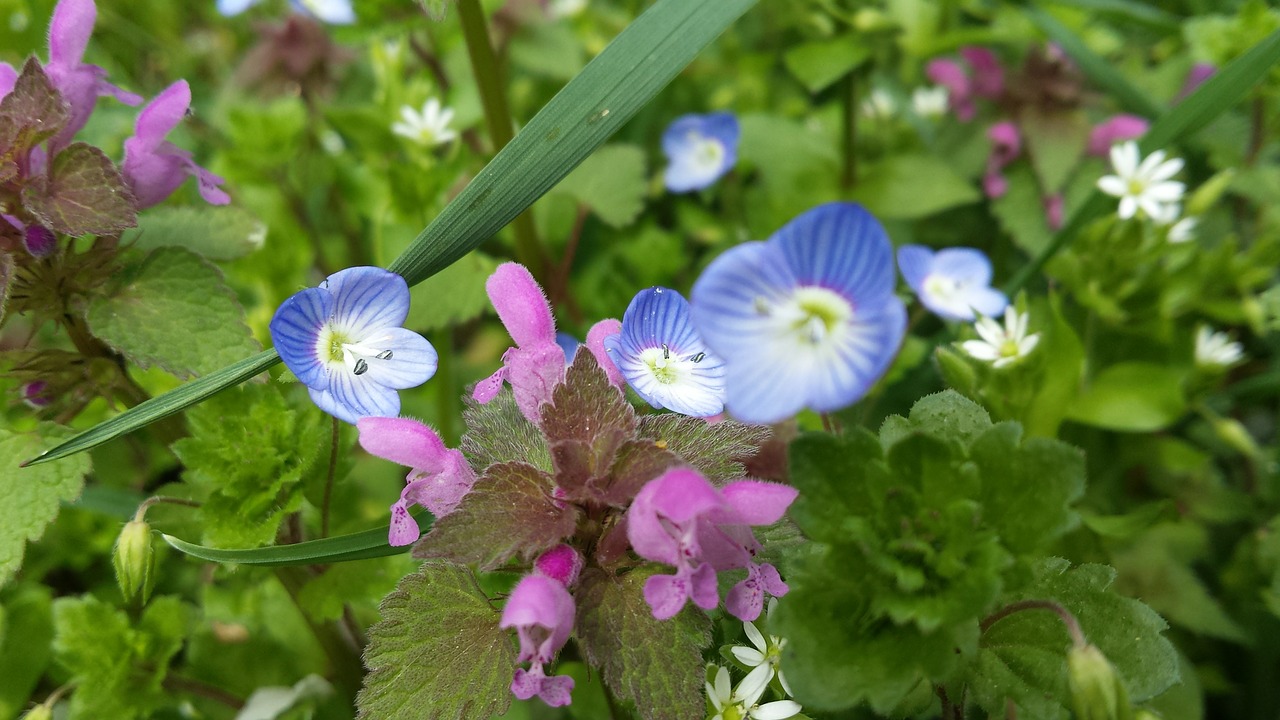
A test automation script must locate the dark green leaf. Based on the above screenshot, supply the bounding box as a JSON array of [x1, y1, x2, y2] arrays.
[[163, 514, 425, 566], [24, 142, 137, 236], [972, 423, 1086, 555], [636, 414, 770, 483]]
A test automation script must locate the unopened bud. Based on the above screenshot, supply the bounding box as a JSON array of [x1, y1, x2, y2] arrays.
[[1068, 644, 1132, 720], [534, 544, 584, 587], [21, 704, 53, 720], [112, 520, 156, 606], [1211, 417, 1261, 459]]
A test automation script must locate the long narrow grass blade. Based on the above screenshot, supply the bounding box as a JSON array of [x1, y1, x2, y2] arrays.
[[24, 0, 757, 466], [162, 513, 430, 566], [1044, 0, 1180, 32], [1005, 27, 1280, 295]]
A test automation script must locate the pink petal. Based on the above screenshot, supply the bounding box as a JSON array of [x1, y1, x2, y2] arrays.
[[720, 480, 798, 526], [487, 263, 556, 348], [987, 121, 1021, 166], [387, 499, 421, 546], [133, 80, 190, 150], [0, 63, 16, 99], [983, 172, 1008, 199], [48, 0, 96, 66], [535, 545, 584, 587], [505, 344, 566, 424], [536, 674, 575, 708], [643, 572, 692, 620], [688, 562, 719, 610], [759, 562, 788, 596], [357, 416, 448, 472], [472, 366, 506, 404], [585, 318, 624, 386], [646, 468, 725, 523], [960, 47, 1004, 97], [1087, 114, 1149, 157]]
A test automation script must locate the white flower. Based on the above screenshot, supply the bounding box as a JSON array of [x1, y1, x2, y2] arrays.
[[912, 85, 949, 118], [548, 0, 587, 18], [705, 665, 802, 720], [1096, 141, 1185, 221], [391, 98, 457, 147], [861, 88, 896, 119], [729, 598, 794, 699], [961, 307, 1041, 368], [1195, 326, 1244, 368], [1167, 216, 1198, 244]]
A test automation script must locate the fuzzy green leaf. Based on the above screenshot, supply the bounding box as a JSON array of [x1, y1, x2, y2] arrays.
[[851, 154, 982, 220], [461, 389, 552, 474], [598, 439, 682, 507], [879, 390, 994, 450], [972, 423, 1086, 555], [0, 586, 54, 718], [24, 142, 138, 236], [2, 425, 91, 587], [414, 462, 578, 570], [576, 568, 712, 720], [635, 415, 770, 483], [121, 206, 266, 261], [552, 144, 647, 227], [85, 247, 261, 379], [357, 561, 515, 720], [543, 351, 637, 499]]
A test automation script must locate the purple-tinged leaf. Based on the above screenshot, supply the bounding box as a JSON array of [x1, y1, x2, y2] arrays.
[[460, 388, 551, 473], [24, 142, 137, 236], [576, 567, 711, 720], [0, 252, 13, 326], [357, 561, 515, 720], [636, 414, 771, 483], [595, 439, 681, 507], [542, 351, 638, 499], [413, 461, 578, 570], [0, 58, 69, 157]]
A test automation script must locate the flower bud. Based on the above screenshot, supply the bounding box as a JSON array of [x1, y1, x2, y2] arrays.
[[112, 520, 156, 606], [21, 705, 53, 720], [1211, 416, 1261, 459], [1068, 644, 1133, 720]]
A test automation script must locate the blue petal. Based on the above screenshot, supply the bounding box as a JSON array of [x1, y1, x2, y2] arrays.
[[269, 286, 333, 387], [772, 202, 897, 304], [555, 332, 580, 364], [292, 0, 356, 24], [360, 327, 439, 390], [806, 301, 907, 412], [932, 248, 994, 285], [618, 288, 700, 354], [661, 113, 739, 193], [324, 266, 410, 335], [698, 112, 740, 151], [309, 370, 400, 424], [691, 241, 796, 360], [664, 160, 724, 193], [217, 0, 259, 16], [896, 244, 935, 294], [965, 286, 1009, 318]]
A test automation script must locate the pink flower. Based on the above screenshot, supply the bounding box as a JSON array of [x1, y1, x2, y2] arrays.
[[584, 318, 624, 386], [1087, 114, 1149, 157], [1177, 63, 1215, 101], [473, 263, 566, 424], [982, 121, 1021, 199], [122, 81, 229, 208], [356, 416, 477, 546], [534, 544, 584, 587], [961, 47, 1004, 98], [500, 574, 576, 707], [926, 58, 975, 122], [1044, 194, 1065, 231], [626, 468, 797, 622]]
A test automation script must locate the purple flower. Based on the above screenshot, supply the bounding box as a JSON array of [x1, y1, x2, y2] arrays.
[[897, 245, 1008, 322], [356, 416, 476, 546], [690, 202, 907, 424], [662, 112, 739, 193], [926, 47, 1003, 122], [960, 47, 1004, 98], [500, 574, 576, 707], [473, 263, 566, 425], [534, 544, 584, 587], [983, 121, 1021, 199], [1177, 63, 1215, 102], [585, 318, 624, 386], [22, 381, 52, 410], [626, 467, 797, 622], [122, 81, 230, 209], [270, 266, 438, 424], [217, 0, 356, 24], [3, 215, 57, 257], [1087, 114, 1149, 157], [603, 287, 725, 418]]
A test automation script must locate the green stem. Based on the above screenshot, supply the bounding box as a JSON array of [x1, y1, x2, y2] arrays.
[[456, 0, 547, 278]]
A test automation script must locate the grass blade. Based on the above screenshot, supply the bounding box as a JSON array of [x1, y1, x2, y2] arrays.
[[162, 513, 431, 566]]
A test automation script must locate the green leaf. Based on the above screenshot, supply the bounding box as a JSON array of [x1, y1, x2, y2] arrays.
[[783, 34, 870, 93], [543, 351, 638, 500], [636, 415, 771, 483], [163, 514, 424, 566], [53, 595, 193, 720], [598, 440, 682, 507], [851, 154, 982, 220], [85, 247, 261, 379], [971, 423, 1085, 555], [0, 252, 13, 328], [551, 144, 647, 227], [460, 388, 552, 474], [879, 390, 994, 450], [121, 206, 266, 261], [357, 561, 516, 720], [28, 0, 757, 466], [171, 383, 326, 547], [24, 142, 138, 236], [1018, 108, 1090, 195], [1066, 362, 1188, 432], [575, 568, 712, 720], [2, 424, 92, 586], [0, 586, 54, 718], [297, 556, 414, 623], [404, 251, 499, 332], [970, 559, 1179, 719], [414, 462, 579, 570]]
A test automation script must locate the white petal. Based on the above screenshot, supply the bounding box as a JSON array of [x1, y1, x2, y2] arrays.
[[961, 340, 1000, 361], [733, 664, 771, 707], [1096, 175, 1127, 197], [1117, 196, 1137, 220], [751, 700, 803, 720], [731, 646, 766, 667], [744, 621, 768, 653]]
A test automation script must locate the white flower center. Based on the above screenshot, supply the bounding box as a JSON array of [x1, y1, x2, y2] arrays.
[[316, 325, 392, 376], [638, 344, 706, 385], [688, 134, 725, 171], [762, 287, 854, 346]]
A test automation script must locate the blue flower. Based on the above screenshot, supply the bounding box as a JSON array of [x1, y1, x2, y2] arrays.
[[897, 245, 1007, 322], [270, 267, 437, 423], [217, 0, 355, 24], [662, 112, 739, 193], [690, 203, 906, 424], [603, 287, 725, 417], [554, 332, 579, 364]]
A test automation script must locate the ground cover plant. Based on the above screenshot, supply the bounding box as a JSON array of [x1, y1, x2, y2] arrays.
[[3, 0, 1280, 718]]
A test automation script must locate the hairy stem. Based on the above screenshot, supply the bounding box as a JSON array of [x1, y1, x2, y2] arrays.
[[980, 599, 1086, 648], [134, 495, 201, 522], [456, 0, 547, 277]]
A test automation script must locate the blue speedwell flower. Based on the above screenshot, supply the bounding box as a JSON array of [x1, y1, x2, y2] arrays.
[[897, 245, 1007, 322], [662, 112, 739, 193], [604, 287, 725, 417], [218, 0, 355, 24], [270, 267, 437, 423], [690, 202, 906, 424]]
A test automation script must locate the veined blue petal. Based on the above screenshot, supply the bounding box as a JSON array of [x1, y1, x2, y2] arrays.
[[217, 0, 259, 16], [555, 332, 580, 364], [309, 370, 400, 424], [323, 266, 410, 336], [618, 288, 701, 353], [896, 245, 935, 291], [773, 202, 896, 303], [609, 287, 725, 417], [269, 286, 333, 387], [662, 113, 739, 193], [358, 327, 439, 390], [932, 248, 994, 285], [691, 242, 795, 358]]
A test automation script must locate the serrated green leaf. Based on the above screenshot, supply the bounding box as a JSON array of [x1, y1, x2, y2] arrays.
[[879, 390, 994, 450], [0, 586, 54, 718], [599, 440, 682, 507], [543, 351, 637, 500], [461, 388, 552, 473], [25, 142, 137, 236], [121, 206, 266, 261], [414, 462, 578, 570], [1066, 362, 1188, 432], [405, 251, 499, 332], [851, 154, 981, 220], [552, 144, 647, 227], [783, 34, 870, 93], [972, 423, 1085, 555], [576, 568, 712, 720], [85, 246, 261, 379], [2, 425, 92, 587], [0, 59, 68, 158], [635, 415, 770, 483], [357, 561, 515, 720]]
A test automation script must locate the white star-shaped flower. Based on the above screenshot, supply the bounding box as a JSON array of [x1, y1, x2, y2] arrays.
[[1167, 215, 1198, 244], [705, 665, 801, 720], [1195, 326, 1244, 369], [729, 599, 794, 700], [912, 85, 949, 118], [1096, 141, 1185, 220], [961, 307, 1041, 368], [391, 98, 457, 148]]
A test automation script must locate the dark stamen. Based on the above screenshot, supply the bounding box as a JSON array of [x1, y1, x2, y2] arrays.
[[692, 352, 706, 363], [353, 359, 369, 375], [376, 350, 393, 360], [662, 343, 670, 360]]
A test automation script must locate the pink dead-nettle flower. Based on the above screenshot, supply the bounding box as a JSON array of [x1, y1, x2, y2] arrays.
[[960, 47, 1004, 98], [627, 467, 797, 622], [534, 544, 585, 588], [584, 318, 624, 387], [122, 80, 230, 209], [926, 47, 1004, 123], [1087, 114, 1149, 157], [982, 121, 1021, 199], [356, 416, 476, 547], [500, 572, 577, 707], [473, 263, 568, 424]]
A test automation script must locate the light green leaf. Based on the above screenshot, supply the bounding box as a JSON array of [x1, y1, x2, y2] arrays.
[[552, 144, 647, 227], [1, 424, 92, 587], [297, 557, 415, 623], [1066, 362, 1188, 432], [405, 251, 498, 332], [851, 154, 981, 219], [510, 21, 586, 81], [85, 246, 261, 379], [1018, 108, 1090, 195], [121, 206, 266, 261], [0, 586, 54, 718], [783, 34, 870, 93], [357, 561, 516, 720]]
